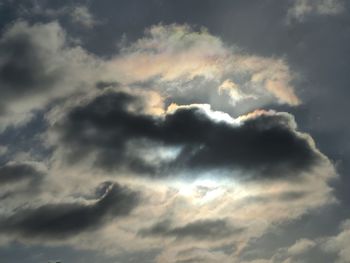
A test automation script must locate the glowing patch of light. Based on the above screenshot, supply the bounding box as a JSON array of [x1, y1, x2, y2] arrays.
[[136, 145, 182, 165], [167, 103, 240, 125], [175, 178, 227, 204], [168, 170, 258, 205]]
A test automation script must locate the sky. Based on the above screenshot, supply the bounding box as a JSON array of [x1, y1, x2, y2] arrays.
[[0, 0, 349, 262]]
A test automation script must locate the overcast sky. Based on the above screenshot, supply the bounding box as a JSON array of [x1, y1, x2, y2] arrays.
[[0, 1, 350, 262]]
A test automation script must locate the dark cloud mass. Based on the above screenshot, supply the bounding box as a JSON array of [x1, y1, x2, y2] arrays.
[[55, 90, 323, 179], [0, 182, 139, 239], [0, 162, 44, 185], [139, 219, 242, 240]]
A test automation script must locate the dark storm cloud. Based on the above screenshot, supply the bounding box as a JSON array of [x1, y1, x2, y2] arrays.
[[55, 90, 323, 179], [0, 162, 44, 185], [0, 182, 139, 239], [139, 219, 242, 240]]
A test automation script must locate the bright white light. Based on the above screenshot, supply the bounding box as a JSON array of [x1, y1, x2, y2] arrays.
[[175, 178, 226, 204], [169, 172, 256, 206]]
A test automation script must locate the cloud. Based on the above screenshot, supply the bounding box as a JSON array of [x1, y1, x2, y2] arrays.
[[156, 246, 233, 263], [15, 1, 98, 28], [0, 22, 300, 131], [0, 162, 44, 185], [218, 79, 256, 105], [287, 238, 316, 256], [70, 5, 99, 28], [105, 24, 300, 107], [0, 20, 338, 261], [322, 219, 350, 262], [0, 182, 139, 239], [38, 87, 336, 257], [0, 21, 100, 130], [0, 145, 7, 156], [287, 0, 345, 22], [239, 237, 319, 263], [49, 89, 325, 180], [140, 219, 242, 240]]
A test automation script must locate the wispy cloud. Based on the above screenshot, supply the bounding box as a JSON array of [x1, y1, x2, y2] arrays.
[[287, 0, 345, 22]]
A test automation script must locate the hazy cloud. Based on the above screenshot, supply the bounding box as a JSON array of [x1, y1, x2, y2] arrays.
[[140, 219, 242, 240]]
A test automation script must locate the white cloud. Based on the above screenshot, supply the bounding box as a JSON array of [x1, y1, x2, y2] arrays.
[[71, 6, 99, 28], [288, 238, 316, 256], [288, 0, 345, 22], [323, 220, 350, 262], [105, 24, 300, 107]]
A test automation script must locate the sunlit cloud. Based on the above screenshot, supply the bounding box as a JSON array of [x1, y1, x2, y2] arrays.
[[0, 16, 341, 263]]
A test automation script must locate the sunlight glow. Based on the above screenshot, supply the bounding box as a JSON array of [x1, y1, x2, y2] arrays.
[[175, 178, 227, 204]]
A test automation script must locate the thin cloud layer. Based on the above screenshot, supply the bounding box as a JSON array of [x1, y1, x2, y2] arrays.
[[139, 218, 242, 240]]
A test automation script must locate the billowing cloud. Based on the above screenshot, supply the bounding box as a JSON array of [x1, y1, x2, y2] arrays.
[[49, 89, 324, 180], [38, 87, 336, 259], [0, 18, 340, 263]]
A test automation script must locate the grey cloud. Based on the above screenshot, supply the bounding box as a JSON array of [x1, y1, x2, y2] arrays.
[[0, 21, 99, 130], [53, 90, 325, 180], [139, 219, 242, 240], [0, 182, 139, 239], [0, 162, 44, 185], [0, 21, 65, 100], [243, 191, 309, 205]]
